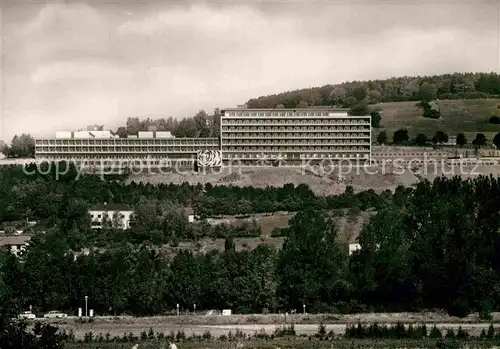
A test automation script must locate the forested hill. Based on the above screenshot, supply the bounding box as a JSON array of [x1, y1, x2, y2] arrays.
[[246, 72, 500, 109]]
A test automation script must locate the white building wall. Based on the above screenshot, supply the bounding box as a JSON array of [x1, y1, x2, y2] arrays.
[[89, 210, 134, 230], [349, 243, 361, 255], [138, 131, 154, 138], [56, 131, 72, 139], [156, 131, 173, 138], [74, 131, 92, 139]]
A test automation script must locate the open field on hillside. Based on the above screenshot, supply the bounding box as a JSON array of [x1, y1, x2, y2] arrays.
[[127, 161, 500, 196], [128, 168, 346, 196], [158, 237, 285, 257], [128, 167, 420, 196], [39, 312, 500, 340], [206, 212, 292, 236], [156, 208, 373, 258], [377, 98, 500, 139], [335, 209, 375, 244]]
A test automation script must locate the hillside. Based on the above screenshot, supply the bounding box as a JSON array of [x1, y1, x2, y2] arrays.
[[245, 72, 500, 139], [246, 72, 500, 108], [156, 209, 375, 259], [377, 98, 500, 139], [129, 166, 420, 196]]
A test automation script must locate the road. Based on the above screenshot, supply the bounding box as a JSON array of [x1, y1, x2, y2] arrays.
[[51, 322, 498, 340]]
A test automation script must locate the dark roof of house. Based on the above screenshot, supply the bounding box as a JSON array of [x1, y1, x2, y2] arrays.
[[89, 203, 133, 211], [184, 207, 194, 215], [0, 235, 31, 246]]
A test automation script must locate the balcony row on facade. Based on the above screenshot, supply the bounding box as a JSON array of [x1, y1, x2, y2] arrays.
[[36, 145, 219, 153], [35, 153, 204, 160], [221, 127, 371, 132], [222, 110, 349, 117], [37, 146, 371, 154], [36, 140, 372, 152], [221, 133, 371, 139], [223, 147, 370, 152], [35, 138, 219, 146], [222, 140, 370, 146], [225, 153, 370, 160], [220, 119, 370, 125]]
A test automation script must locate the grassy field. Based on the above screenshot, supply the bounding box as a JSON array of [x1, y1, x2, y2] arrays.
[[218, 213, 292, 236], [377, 98, 500, 140], [156, 208, 373, 259], [158, 236, 286, 258], [64, 338, 500, 349]]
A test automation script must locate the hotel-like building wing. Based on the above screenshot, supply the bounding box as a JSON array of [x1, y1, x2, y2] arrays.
[[35, 107, 371, 171], [220, 108, 371, 166]]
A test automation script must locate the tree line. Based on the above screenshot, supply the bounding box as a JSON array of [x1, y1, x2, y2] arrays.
[[0, 164, 387, 233], [0, 134, 35, 158], [246, 72, 500, 109], [116, 109, 221, 138], [2, 176, 500, 318], [376, 129, 498, 148]]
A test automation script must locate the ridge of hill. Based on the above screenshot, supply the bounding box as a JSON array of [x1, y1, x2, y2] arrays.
[[246, 72, 500, 109], [245, 72, 500, 139]]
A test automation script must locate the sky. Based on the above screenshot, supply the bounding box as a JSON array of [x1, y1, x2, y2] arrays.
[[0, 0, 499, 141]]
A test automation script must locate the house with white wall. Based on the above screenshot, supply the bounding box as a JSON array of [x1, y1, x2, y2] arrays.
[[349, 243, 361, 255], [0, 235, 31, 257], [89, 203, 134, 230], [348, 242, 381, 255], [184, 207, 196, 223]]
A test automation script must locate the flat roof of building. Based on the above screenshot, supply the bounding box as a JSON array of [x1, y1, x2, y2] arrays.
[[0, 235, 31, 246], [222, 107, 349, 111], [35, 136, 218, 141]]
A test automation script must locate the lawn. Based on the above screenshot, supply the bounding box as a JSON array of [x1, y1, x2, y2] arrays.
[[376, 98, 500, 141], [64, 338, 500, 349]]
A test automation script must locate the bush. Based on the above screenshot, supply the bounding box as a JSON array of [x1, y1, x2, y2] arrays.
[[456, 326, 469, 339], [489, 115, 500, 124], [436, 339, 460, 349], [316, 322, 327, 338], [479, 309, 493, 321], [271, 227, 287, 237], [84, 332, 94, 343], [176, 329, 186, 341], [430, 325, 443, 339], [447, 299, 471, 318], [274, 324, 296, 337], [423, 109, 441, 119]]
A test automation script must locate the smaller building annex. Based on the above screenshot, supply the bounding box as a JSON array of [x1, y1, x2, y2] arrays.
[[89, 203, 134, 230]]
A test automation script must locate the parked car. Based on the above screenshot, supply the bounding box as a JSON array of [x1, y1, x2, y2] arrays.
[[43, 310, 67, 319], [18, 311, 36, 320]]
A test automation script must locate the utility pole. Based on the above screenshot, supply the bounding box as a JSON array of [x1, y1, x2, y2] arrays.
[[85, 296, 88, 318]]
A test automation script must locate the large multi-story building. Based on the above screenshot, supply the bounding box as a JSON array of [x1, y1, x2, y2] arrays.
[[35, 107, 372, 170], [35, 130, 220, 171], [220, 107, 371, 165]]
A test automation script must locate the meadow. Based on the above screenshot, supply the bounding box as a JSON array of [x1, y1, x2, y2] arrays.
[[376, 98, 500, 140], [65, 338, 500, 349]]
